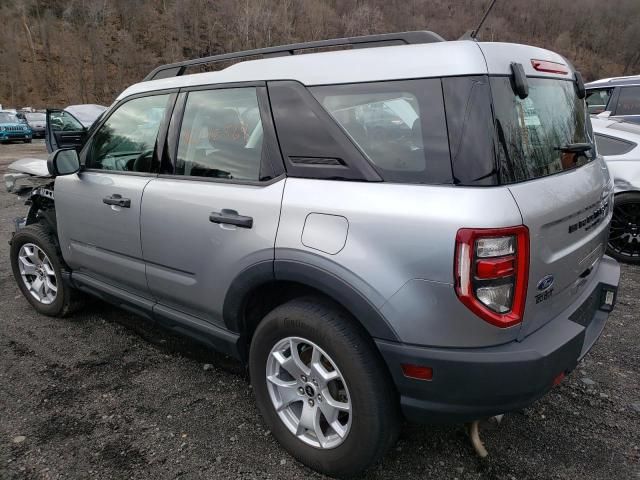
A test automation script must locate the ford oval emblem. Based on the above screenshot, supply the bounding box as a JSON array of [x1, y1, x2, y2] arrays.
[[537, 275, 554, 291]]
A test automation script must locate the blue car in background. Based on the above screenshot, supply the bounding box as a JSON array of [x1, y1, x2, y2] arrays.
[[0, 111, 32, 143]]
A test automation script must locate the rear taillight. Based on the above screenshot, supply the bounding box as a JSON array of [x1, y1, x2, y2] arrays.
[[454, 226, 529, 328]]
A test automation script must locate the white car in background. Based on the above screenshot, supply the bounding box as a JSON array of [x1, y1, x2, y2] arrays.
[[62, 104, 107, 128], [592, 116, 640, 263]]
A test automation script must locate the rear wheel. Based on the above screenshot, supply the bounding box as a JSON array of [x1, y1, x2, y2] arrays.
[[249, 297, 400, 477], [25, 138, 32, 143], [607, 192, 640, 264], [10, 223, 80, 316]]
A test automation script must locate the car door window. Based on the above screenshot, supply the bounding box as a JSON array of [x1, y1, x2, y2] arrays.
[[585, 89, 612, 114], [175, 88, 263, 181], [86, 94, 171, 172], [595, 133, 636, 156], [615, 86, 640, 116], [50, 111, 84, 131]]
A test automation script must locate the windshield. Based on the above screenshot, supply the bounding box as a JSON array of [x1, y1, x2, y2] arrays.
[[491, 77, 593, 184], [0, 112, 19, 123], [585, 88, 612, 114], [25, 112, 45, 121]]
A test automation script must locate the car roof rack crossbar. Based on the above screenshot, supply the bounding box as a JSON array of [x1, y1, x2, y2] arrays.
[[144, 30, 445, 81]]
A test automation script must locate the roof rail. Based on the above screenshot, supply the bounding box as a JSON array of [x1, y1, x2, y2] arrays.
[[144, 31, 445, 81]]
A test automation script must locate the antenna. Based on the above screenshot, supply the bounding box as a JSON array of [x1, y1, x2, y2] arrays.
[[471, 0, 498, 39]]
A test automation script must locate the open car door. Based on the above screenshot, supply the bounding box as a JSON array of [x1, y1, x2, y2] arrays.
[[45, 109, 88, 153]]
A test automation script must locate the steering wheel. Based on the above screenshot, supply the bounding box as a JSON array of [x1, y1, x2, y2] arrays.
[[131, 149, 154, 172]]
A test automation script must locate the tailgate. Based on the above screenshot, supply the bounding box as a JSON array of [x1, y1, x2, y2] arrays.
[[509, 159, 613, 338]]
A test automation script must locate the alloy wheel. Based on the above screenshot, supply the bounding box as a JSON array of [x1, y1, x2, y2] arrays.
[[17, 243, 58, 305], [265, 336, 352, 449], [608, 202, 640, 260]]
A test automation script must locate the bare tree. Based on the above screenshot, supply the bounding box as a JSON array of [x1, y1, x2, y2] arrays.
[[0, 0, 639, 107]]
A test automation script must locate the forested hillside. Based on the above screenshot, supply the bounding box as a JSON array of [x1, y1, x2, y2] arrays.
[[1, 0, 639, 107]]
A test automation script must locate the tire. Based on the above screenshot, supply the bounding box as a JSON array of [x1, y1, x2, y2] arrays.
[[249, 297, 400, 478], [10, 223, 80, 316], [607, 192, 640, 264], [25, 139, 32, 143]]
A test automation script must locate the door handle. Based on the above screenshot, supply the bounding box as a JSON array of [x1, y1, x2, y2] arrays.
[[103, 194, 131, 208], [209, 209, 253, 228]]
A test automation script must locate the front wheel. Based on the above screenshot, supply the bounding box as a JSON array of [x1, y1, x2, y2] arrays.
[[10, 223, 79, 316], [249, 297, 400, 477], [607, 192, 640, 264]]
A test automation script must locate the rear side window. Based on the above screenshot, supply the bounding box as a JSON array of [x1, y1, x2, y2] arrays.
[[176, 88, 263, 181], [310, 79, 451, 184], [595, 133, 636, 156], [491, 77, 593, 184], [615, 86, 640, 116], [585, 88, 612, 114]]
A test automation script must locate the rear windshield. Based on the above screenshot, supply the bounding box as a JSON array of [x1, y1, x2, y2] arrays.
[[492, 77, 594, 184], [25, 112, 45, 121]]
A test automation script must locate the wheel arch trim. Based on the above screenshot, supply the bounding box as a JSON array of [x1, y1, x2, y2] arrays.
[[222, 258, 399, 342]]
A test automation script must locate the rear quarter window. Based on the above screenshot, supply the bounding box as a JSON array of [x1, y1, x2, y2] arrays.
[[310, 79, 452, 184], [595, 133, 636, 156]]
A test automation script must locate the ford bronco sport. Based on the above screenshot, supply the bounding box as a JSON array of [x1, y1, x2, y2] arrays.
[[6, 31, 620, 477]]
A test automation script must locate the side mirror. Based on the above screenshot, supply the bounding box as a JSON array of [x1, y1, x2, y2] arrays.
[[47, 148, 80, 176]]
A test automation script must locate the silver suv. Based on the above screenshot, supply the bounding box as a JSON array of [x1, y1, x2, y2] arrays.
[[6, 32, 621, 477]]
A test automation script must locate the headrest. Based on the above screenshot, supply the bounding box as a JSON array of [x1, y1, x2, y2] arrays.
[[205, 108, 246, 146]]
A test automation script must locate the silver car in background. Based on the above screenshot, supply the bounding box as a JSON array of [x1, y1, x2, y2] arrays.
[[592, 116, 640, 263], [585, 75, 640, 124]]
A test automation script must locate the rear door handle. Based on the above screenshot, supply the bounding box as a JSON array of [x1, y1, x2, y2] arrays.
[[103, 194, 131, 208], [209, 209, 253, 229]]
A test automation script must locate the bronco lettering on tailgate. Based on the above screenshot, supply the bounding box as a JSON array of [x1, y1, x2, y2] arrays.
[[568, 201, 608, 234]]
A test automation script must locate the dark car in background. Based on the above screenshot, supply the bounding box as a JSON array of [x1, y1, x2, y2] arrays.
[[586, 75, 640, 123], [23, 112, 46, 138]]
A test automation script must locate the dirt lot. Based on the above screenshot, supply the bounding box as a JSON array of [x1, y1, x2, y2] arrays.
[[0, 141, 639, 480]]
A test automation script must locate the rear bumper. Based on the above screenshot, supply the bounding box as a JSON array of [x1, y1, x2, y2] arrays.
[[377, 255, 620, 423]]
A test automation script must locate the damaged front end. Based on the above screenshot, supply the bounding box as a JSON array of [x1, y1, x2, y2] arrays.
[[4, 158, 56, 236]]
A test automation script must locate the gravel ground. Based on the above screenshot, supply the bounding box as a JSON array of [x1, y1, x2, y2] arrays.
[[0, 141, 639, 480]]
